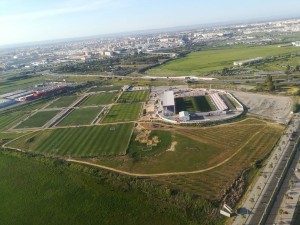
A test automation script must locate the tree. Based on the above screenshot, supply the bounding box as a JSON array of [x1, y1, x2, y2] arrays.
[[295, 65, 300, 72], [289, 179, 295, 190], [292, 103, 300, 113], [279, 208, 284, 219], [265, 75, 275, 91], [286, 64, 291, 74], [222, 67, 229, 76]]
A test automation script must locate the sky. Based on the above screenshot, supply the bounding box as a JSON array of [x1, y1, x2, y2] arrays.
[[1, 0, 300, 46]]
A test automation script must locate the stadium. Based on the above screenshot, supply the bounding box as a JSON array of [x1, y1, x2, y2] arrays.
[[157, 88, 244, 124]]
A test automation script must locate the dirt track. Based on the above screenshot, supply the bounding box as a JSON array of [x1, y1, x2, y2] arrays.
[[232, 91, 292, 124]]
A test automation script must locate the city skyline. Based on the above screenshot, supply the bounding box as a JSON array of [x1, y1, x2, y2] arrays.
[[1, 0, 300, 46]]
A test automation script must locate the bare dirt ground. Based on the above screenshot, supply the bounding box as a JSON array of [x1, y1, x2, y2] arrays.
[[232, 91, 293, 124]]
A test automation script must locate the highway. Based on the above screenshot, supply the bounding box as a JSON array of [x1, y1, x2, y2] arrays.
[[232, 113, 300, 225]]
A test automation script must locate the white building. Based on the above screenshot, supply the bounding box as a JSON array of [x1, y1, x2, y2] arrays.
[[292, 41, 300, 47], [162, 91, 175, 115], [179, 111, 190, 121]]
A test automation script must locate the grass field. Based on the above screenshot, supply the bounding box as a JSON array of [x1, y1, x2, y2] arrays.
[[87, 85, 122, 92], [8, 123, 134, 157], [15, 110, 61, 129], [46, 96, 78, 108], [58, 107, 102, 126], [118, 90, 149, 103], [0, 75, 44, 94], [0, 152, 190, 225], [81, 93, 117, 106], [146, 45, 300, 76], [94, 118, 284, 200], [102, 103, 142, 123], [175, 96, 216, 113], [0, 111, 27, 131]]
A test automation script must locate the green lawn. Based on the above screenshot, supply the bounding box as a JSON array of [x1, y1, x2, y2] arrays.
[[118, 90, 149, 103], [147, 45, 300, 76], [0, 152, 190, 225], [102, 103, 142, 123], [8, 123, 134, 157], [81, 93, 117, 106], [46, 96, 78, 108], [15, 110, 61, 129], [0, 111, 27, 131], [58, 107, 102, 126], [175, 96, 216, 113]]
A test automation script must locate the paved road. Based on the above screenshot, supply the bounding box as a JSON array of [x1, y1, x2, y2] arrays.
[[265, 142, 300, 224], [232, 113, 300, 225]]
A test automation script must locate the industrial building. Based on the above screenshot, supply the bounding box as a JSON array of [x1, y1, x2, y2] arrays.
[[162, 91, 175, 115]]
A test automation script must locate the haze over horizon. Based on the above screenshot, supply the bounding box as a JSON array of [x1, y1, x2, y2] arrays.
[[1, 0, 300, 46]]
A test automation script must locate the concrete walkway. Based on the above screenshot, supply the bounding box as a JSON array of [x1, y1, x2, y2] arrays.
[[272, 167, 300, 224]]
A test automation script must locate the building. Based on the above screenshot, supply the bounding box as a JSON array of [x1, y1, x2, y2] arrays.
[[179, 111, 190, 121], [292, 41, 300, 47], [0, 98, 17, 108], [233, 57, 264, 66], [162, 91, 175, 115]]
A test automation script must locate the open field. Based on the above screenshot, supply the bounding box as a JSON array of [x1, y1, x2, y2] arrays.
[[58, 107, 102, 126], [93, 118, 284, 200], [80, 93, 117, 106], [232, 91, 293, 123], [46, 96, 78, 108], [146, 45, 300, 76], [118, 90, 149, 103], [175, 96, 216, 113], [8, 123, 134, 157], [15, 110, 61, 129], [151, 122, 282, 200], [0, 152, 189, 225], [101, 103, 142, 123], [87, 85, 122, 92]]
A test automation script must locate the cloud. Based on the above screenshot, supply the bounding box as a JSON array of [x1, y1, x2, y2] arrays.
[[0, 0, 113, 23]]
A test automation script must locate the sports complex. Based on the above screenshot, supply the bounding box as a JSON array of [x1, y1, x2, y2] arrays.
[[152, 86, 244, 124], [0, 83, 285, 205]]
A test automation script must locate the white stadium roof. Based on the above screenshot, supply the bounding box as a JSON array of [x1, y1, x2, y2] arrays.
[[162, 91, 175, 106]]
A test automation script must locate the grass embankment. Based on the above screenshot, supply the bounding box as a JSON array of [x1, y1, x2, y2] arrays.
[[147, 45, 300, 76], [0, 151, 192, 225], [8, 123, 134, 157]]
